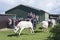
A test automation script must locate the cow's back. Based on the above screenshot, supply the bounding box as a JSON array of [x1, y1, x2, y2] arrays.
[[17, 21, 33, 28]]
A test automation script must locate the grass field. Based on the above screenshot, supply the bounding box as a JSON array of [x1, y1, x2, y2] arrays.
[[0, 24, 60, 40]]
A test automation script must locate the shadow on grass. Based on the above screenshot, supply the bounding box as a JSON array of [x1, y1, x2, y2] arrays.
[[34, 30, 42, 33], [7, 33, 35, 37], [46, 24, 60, 40], [7, 33, 19, 37]]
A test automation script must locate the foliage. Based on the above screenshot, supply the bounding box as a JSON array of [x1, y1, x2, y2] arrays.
[[47, 24, 60, 40]]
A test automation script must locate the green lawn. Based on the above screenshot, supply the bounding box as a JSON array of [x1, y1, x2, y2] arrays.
[[0, 24, 60, 40]]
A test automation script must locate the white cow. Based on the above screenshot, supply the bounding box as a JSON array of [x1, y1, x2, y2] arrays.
[[50, 19, 56, 28], [40, 19, 56, 32], [41, 21, 48, 32], [14, 21, 34, 35], [48, 19, 56, 27]]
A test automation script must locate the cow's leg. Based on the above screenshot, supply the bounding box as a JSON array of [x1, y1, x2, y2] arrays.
[[52, 24, 54, 28], [30, 27, 34, 33], [30, 28, 32, 33], [19, 28, 24, 35]]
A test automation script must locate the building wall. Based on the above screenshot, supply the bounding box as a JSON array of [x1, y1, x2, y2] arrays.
[[45, 13, 49, 21], [40, 13, 45, 22], [6, 10, 46, 22], [39, 13, 49, 22]]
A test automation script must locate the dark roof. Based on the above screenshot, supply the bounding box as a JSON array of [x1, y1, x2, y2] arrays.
[[49, 14, 60, 16], [5, 4, 46, 14]]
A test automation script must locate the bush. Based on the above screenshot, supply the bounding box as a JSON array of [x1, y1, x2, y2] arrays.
[[48, 24, 60, 40]]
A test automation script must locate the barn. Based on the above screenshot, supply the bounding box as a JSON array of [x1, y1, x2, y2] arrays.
[[5, 4, 49, 22]]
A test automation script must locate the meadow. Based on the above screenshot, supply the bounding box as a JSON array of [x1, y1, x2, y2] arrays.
[[0, 24, 60, 40]]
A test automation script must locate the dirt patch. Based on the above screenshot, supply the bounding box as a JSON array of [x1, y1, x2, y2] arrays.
[[0, 28, 13, 31]]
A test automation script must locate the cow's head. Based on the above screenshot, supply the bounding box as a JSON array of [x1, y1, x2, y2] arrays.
[[14, 26, 19, 33]]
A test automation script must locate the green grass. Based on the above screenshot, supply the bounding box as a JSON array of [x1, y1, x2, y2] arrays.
[[0, 24, 60, 40], [48, 24, 60, 40]]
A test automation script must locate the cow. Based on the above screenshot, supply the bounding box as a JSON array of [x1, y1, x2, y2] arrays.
[[50, 19, 56, 28], [40, 21, 48, 32], [40, 19, 56, 32], [14, 21, 34, 35]]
